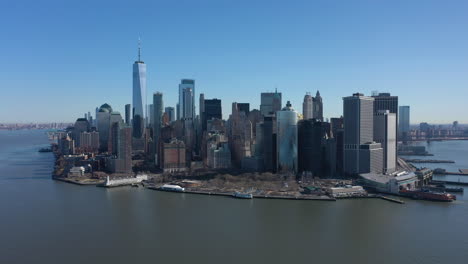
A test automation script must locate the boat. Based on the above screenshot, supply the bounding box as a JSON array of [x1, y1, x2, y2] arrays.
[[38, 147, 52, 153], [233, 192, 253, 199], [159, 184, 185, 192], [400, 189, 456, 202]]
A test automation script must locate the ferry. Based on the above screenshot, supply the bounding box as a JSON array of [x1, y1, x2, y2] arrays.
[[400, 189, 456, 202], [233, 192, 253, 199], [159, 184, 185, 192]]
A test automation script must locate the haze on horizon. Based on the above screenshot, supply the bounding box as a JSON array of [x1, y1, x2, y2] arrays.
[[1, 0, 468, 124]]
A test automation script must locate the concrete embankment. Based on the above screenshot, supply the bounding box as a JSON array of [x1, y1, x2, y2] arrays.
[[53, 176, 104, 186], [147, 186, 336, 201]]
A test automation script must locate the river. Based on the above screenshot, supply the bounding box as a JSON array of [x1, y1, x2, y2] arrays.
[[0, 130, 467, 264]]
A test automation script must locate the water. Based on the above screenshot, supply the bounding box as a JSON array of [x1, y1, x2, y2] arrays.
[[1, 130, 468, 264], [405, 140, 468, 188]]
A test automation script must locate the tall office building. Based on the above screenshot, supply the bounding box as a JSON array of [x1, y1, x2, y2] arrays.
[[96, 103, 113, 151], [372, 92, 398, 140], [202, 98, 222, 131], [125, 104, 131, 125], [165, 107, 175, 123], [374, 110, 397, 173], [303, 93, 313, 120], [132, 41, 146, 139], [399, 106, 410, 139], [237, 103, 250, 115], [229, 103, 253, 167], [343, 93, 383, 174], [298, 119, 325, 175], [107, 112, 123, 155], [178, 79, 195, 120], [109, 126, 132, 173], [313, 91, 323, 121], [276, 101, 298, 173], [73, 118, 90, 147], [153, 92, 163, 164], [260, 90, 282, 116]]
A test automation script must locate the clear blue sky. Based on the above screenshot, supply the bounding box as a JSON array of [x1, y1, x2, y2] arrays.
[[1, 0, 468, 124]]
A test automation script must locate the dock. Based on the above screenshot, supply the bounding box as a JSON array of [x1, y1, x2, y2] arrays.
[[402, 158, 455, 164], [430, 180, 468, 186]]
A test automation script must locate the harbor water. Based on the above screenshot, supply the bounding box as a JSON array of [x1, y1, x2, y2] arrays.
[[1, 130, 467, 264]]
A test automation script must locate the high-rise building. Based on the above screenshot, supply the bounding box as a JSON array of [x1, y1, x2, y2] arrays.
[[374, 110, 397, 173], [237, 103, 250, 115], [109, 126, 132, 173], [107, 112, 123, 155], [343, 93, 383, 174], [96, 103, 113, 151], [399, 106, 410, 138], [229, 103, 253, 167], [298, 119, 326, 176], [73, 118, 90, 147], [276, 101, 298, 173], [203, 99, 222, 131], [313, 91, 323, 121], [132, 41, 146, 139], [178, 79, 195, 120], [303, 93, 313, 120], [372, 92, 398, 140], [165, 107, 175, 123], [125, 104, 131, 125], [260, 90, 282, 116], [153, 92, 163, 164], [163, 139, 187, 173]]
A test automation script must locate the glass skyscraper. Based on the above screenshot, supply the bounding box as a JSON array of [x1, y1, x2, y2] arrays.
[[132, 43, 146, 138]]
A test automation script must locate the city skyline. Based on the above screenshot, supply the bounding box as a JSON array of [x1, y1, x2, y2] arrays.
[[2, 0, 468, 123]]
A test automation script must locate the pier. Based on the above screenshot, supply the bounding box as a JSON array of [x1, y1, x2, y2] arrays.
[[402, 158, 455, 164]]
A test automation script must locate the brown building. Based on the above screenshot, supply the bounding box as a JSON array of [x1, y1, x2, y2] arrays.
[[163, 139, 187, 173]]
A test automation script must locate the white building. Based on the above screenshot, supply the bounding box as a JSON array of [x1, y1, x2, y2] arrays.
[[374, 110, 397, 173]]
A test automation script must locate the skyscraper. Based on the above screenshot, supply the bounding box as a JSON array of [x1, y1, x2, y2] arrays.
[[372, 92, 398, 141], [178, 79, 195, 120], [203, 98, 222, 131], [374, 110, 397, 173], [260, 90, 282, 116], [298, 119, 325, 175], [399, 106, 410, 139], [276, 101, 298, 173], [313, 91, 323, 121], [302, 93, 313, 120], [153, 92, 163, 164], [125, 104, 131, 125], [96, 103, 113, 151], [132, 40, 146, 139], [165, 107, 175, 123], [343, 93, 383, 174]]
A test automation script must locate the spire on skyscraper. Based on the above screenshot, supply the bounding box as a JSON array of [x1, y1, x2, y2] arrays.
[[138, 37, 141, 62]]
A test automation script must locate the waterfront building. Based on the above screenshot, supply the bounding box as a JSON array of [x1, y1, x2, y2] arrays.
[[163, 139, 187, 173], [298, 119, 326, 176], [108, 126, 133, 173], [96, 103, 113, 151], [313, 91, 323, 121], [374, 110, 397, 173], [276, 101, 298, 173], [260, 90, 282, 116], [399, 106, 410, 139], [165, 107, 175, 123], [107, 112, 123, 155], [153, 92, 163, 164], [132, 41, 146, 139], [303, 93, 313, 120], [125, 104, 131, 126], [257, 116, 276, 172], [343, 93, 383, 174], [59, 134, 75, 155], [72, 118, 90, 147], [178, 79, 195, 120]]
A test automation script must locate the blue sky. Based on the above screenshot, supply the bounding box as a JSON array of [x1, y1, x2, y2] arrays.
[[1, 0, 468, 123]]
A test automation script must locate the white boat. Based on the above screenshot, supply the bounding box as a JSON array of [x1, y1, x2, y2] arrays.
[[159, 184, 185, 192], [233, 192, 253, 199]]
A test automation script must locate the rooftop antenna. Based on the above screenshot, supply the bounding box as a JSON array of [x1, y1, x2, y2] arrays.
[[138, 37, 141, 61]]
